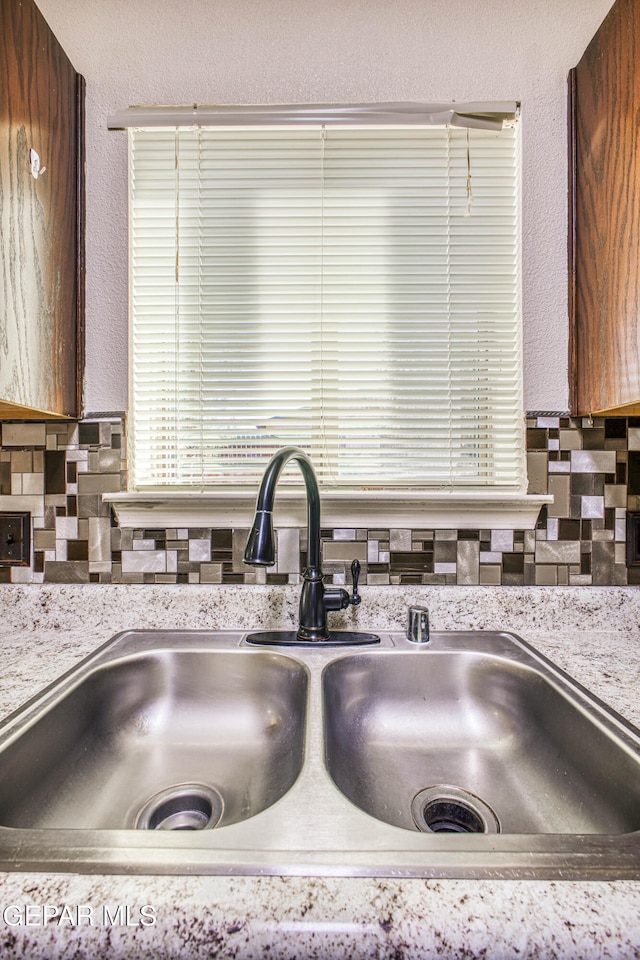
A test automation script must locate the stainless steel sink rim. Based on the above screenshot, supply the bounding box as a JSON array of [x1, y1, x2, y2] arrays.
[[0, 628, 639, 879]]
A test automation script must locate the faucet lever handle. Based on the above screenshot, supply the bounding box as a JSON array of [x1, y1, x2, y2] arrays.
[[350, 559, 361, 606], [323, 559, 363, 612]]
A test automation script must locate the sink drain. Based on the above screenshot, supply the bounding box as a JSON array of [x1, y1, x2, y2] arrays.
[[135, 784, 224, 831], [411, 785, 500, 835]]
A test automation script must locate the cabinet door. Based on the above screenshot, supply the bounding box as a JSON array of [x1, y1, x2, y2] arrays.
[[0, 0, 84, 418], [570, 0, 640, 416]]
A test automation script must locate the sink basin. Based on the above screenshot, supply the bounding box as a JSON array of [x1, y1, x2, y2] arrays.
[[323, 647, 640, 835], [0, 641, 307, 830], [1, 628, 640, 879]]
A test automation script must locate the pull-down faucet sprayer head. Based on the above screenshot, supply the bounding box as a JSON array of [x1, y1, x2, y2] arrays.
[[244, 510, 276, 566]]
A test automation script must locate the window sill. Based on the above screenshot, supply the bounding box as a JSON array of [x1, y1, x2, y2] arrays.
[[104, 491, 552, 531]]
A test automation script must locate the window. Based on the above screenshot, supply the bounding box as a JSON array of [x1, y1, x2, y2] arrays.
[[125, 105, 524, 496]]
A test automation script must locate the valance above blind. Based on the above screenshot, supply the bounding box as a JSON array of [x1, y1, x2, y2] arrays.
[[110, 100, 519, 130], [128, 119, 523, 491]]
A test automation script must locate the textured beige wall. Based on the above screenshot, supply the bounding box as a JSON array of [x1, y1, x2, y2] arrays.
[[36, 0, 614, 413]]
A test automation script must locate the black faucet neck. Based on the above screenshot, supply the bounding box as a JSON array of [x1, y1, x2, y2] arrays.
[[245, 446, 321, 571], [244, 447, 362, 643]]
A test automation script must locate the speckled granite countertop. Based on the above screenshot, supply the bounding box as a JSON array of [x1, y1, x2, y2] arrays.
[[1, 584, 640, 959]]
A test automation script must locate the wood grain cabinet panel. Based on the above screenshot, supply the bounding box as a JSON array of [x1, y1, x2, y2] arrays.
[[0, 0, 84, 419], [570, 0, 640, 416]]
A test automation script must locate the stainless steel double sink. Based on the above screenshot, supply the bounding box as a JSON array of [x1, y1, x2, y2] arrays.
[[1, 628, 640, 878]]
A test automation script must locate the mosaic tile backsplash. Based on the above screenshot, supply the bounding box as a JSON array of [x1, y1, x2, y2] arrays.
[[0, 414, 637, 586]]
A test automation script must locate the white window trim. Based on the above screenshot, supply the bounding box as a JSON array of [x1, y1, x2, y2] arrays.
[[104, 490, 551, 530]]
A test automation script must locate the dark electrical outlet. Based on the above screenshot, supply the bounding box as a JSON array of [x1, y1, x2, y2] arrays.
[[626, 512, 640, 568], [0, 512, 30, 566]]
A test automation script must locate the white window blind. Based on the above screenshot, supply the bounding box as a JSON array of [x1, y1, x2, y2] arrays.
[[129, 122, 523, 491]]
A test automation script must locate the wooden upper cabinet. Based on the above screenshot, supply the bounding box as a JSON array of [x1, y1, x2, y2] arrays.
[[0, 0, 84, 419], [569, 0, 640, 416]]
